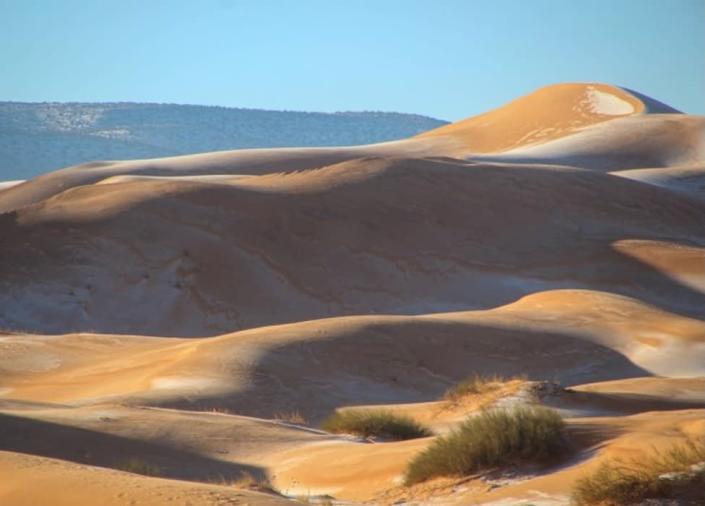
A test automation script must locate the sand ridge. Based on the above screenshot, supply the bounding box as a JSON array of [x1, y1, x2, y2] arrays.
[[2, 155, 705, 336], [2, 290, 704, 415]]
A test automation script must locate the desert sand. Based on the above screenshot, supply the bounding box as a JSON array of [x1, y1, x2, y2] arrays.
[[1, 83, 704, 505]]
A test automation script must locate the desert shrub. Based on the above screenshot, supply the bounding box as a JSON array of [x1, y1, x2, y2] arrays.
[[321, 409, 432, 440], [118, 457, 161, 476], [274, 410, 308, 425], [444, 374, 523, 403], [572, 437, 705, 505], [404, 405, 568, 485]]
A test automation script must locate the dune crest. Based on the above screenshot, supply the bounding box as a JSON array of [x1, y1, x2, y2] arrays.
[[417, 82, 681, 153]]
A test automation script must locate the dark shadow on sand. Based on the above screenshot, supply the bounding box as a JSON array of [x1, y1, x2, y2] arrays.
[[0, 411, 268, 483]]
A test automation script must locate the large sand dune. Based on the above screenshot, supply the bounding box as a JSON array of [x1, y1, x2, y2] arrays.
[[1, 83, 704, 505], [0, 83, 690, 213], [1, 290, 703, 412], [1, 156, 704, 335]]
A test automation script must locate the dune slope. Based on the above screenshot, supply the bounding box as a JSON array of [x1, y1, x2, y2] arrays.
[[1, 156, 704, 336]]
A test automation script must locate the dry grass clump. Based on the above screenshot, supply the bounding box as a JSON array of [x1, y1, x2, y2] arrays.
[[117, 457, 161, 476], [572, 437, 705, 505], [321, 409, 433, 441], [404, 405, 568, 485], [443, 374, 524, 403], [274, 410, 308, 425]]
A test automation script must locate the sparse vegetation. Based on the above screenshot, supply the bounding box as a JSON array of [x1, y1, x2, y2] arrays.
[[321, 409, 433, 440], [230, 472, 278, 494], [117, 457, 161, 476], [274, 410, 308, 425], [404, 406, 568, 485], [443, 374, 524, 403], [572, 437, 705, 505]]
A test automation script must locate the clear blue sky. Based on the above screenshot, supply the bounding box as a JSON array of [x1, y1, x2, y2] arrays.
[[1, 0, 703, 120]]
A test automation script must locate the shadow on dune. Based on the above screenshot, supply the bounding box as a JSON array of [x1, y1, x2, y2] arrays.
[[566, 422, 625, 457], [620, 88, 681, 113], [544, 389, 705, 418], [159, 319, 653, 423], [0, 411, 268, 483], [0, 158, 703, 336]]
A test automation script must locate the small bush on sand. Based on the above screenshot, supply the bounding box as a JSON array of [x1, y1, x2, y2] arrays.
[[404, 405, 568, 485], [572, 437, 705, 505], [321, 409, 432, 440], [118, 457, 161, 476], [444, 374, 524, 403]]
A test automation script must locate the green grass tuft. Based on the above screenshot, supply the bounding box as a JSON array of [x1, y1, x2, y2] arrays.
[[321, 409, 433, 441], [404, 405, 568, 485], [572, 437, 705, 505]]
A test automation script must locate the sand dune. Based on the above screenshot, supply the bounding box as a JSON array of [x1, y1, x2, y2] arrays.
[[268, 408, 705, 503], [3, 316, 703, 503], [463, 409, 705, 506], [615, 164, 705, 200], [548, 377, 705, 417], [0, 82, 691, 214], [0, 139, 444, 214], [2, 83, 704, 505], [472, 114, 704, 171], [416, 83, 678, 153], [2, 155, 705, 336], [0, 450, 294, 506], [2, 290, 703, 417]]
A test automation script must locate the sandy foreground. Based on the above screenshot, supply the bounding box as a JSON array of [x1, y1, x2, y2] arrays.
[[1, 83, 704, 505]]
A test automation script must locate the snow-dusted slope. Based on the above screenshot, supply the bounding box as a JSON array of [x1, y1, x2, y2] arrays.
[[470, 114, 705, 171], [2, 83, 705, 506], [1, 83, 703, 337]]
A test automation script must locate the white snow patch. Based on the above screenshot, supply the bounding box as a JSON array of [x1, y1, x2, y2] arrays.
[[150, 376, 220, 392], [586, 87, 634, 115], [630, 341, 705, 377], [0, 180, 24, 190]]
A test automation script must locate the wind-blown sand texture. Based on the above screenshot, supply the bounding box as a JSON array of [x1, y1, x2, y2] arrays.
[[1, 83, 704, 505]]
